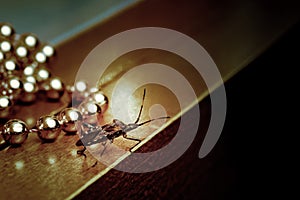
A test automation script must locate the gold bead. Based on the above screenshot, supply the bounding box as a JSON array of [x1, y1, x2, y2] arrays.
[[34, 66, 51, 82], [79, 102, 102, 125], [0, 23, 14, 38], [0, 96, 13, 118], [88, 91, 109, 113], [19, 81, 38, 103], [59, 108, 82, 133], [36, 115, 61, 142], [2, 119, 29, 145], [72, 81, 89, 105], [20, 33, 39, 51], [46, 77, 65, 100]]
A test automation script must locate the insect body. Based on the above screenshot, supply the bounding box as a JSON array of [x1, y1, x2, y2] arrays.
[[76, 89, 170, 157]]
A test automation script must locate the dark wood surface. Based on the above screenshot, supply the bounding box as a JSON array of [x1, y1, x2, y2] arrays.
[[1, 0, 299, 199], [74, 21, 300, 200]]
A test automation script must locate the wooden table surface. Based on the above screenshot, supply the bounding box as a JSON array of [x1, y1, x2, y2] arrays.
[[1, 0, 299, 199]]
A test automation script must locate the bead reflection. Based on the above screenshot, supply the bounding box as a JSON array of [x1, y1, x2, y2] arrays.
[[15, 160, 24, 170], [45, 118, 56, 128], [48, 156, 56, 165], [12, 123, 23, 132], [25, 117, 35, 127], [71, 149, 78, 157]]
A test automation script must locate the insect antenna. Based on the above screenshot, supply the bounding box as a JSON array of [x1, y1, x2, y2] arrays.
[[138, 116, 170, 126], [134, 88, 146, 124]]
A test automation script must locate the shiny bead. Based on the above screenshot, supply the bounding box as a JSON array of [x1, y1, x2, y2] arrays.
[[21, 34, 39, 50], [75, 81, 88, 92], [1, 119, 29, 145], [72, 81, 89, 105], [41, 44, 55, 58], [88, 91, 109, 113], [19, 81, 38, 103], [16, 46, 28, 58], [0, 96, 12, 109], [0, 40, 12, 52], [45, 77, 65, 100], [34, 51, 47, 63], [8, 76, 22, 89], [34, 66, 51, 82], [15, 45, 29, 63], [79, 101, 102, 125], [0, 23, 14, 37], [7, 76, 23, 100], [23, 65, 35, 76], [59, 108, 82, 133], [0, 96, 13, 118], [36, 115, 61, 141], [0, 51, 5, 63], [4, 59, 19, 72]]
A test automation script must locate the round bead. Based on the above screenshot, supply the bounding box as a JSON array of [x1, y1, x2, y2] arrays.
[[8, 76, 22, 90], [34, 52, 47, 63], [72, 81, 89, 106], [0, 96, 13, 118], [79, 101, 102, 125], [88, 91, 109, 113], [42, 45, 55, 58], [16, 46, 28, 58], [75, 81, 88, 92], [4, 59, 19, 72], [34, 66, 51, 82], [0, 96, 12, 109], [1, 119, 29, 145], [19, 81, 38, 103], [59, 108, 83, 133], [45, 77, 65, 100], [0, 40, 12, 52], [36, 115, 61, 141], [7, 76, 23, 100], [23, 65, 35, 76], [0, 23, 14, 37], [0, 51, 5, 62], [22, 34, 39, 49]]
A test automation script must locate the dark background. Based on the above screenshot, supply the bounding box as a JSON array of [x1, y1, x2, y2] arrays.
[[74, 18, 299, 200]]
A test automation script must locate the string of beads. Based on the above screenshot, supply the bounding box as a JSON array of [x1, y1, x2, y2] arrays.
[[0, 22, 108, 149]]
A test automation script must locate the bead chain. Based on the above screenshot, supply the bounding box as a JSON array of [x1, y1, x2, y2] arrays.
[[0, 22, 108, 149]]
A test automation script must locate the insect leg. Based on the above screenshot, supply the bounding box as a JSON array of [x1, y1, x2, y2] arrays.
[[77, 146, 87, 158], [134, 89, 146, 124], [123, 134, 142, 152], [100, 140, 109, 157]]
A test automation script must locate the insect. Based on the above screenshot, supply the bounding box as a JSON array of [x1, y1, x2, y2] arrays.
[[76, 89, 170, 157]]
